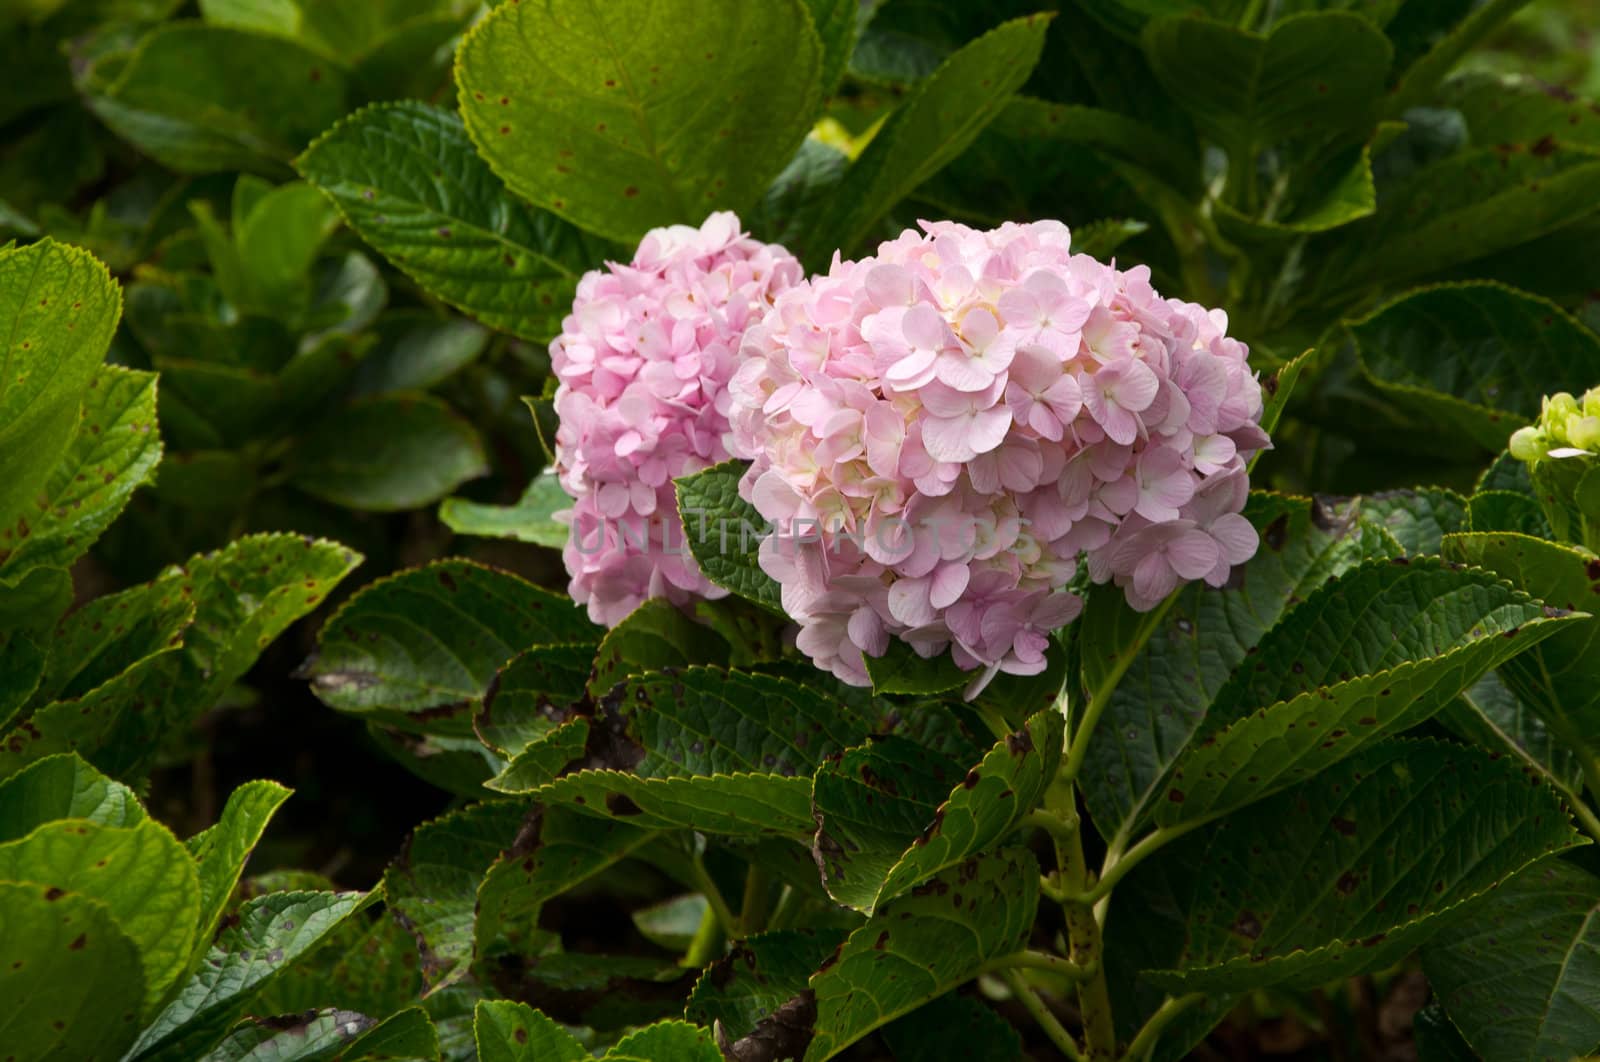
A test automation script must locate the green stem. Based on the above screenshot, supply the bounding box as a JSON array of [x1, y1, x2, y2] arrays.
[[1080, 820, 1208, 909], [1124, 994, 1206, 1061], [738, 864, 773, 936], [1002, 970, 1087, 1062], [987, 949, 1095, 981], [689, 854, 739, 938], [1060, 823, 1118, 1059], [682, 901, 726, 969], [1062, 596, 1179, 787]]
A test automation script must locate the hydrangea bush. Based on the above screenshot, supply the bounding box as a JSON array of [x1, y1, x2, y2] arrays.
[[5, 0, 1600, 1060]]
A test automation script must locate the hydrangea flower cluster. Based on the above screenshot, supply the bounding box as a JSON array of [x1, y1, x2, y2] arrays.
[[551, 212, 803, 626], [1509, 386, 1600, 461], [728, 220, 1269, 690]]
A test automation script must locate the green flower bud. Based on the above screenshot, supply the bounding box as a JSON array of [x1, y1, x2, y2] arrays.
[[1569, 416, 1600, 453], [1508, 425, 1548, 462]]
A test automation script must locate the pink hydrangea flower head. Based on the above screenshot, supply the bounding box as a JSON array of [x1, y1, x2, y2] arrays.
[[729, 219, 1268, 692], [552, 212, 803, 625]]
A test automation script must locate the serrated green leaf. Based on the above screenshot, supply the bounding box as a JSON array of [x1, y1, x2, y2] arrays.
[[687, 929, 845, 1041], [863, 639, 966, 696], [1155, 558, 1581, 827], [1146, 740, 1583, 993], [187, 780, 293, 948], [200, 0, 476, 72], [440, 470, 570, 551], [815, 14, 1052, 258], [673, 460, 783, 614], [803, 0, 858, 96], [353, 311, 489, 397], [287, 393, 487, 512], [816, 709, 1061, 913], [131, 890, 369, 1061], [0, 629, 45, 727], [0, 817, 200, 1014], [0, 881, 145, 1060], [1214, 145, 1376, 241], [0, 752, 146, 840], [0, 239, 121, 529], [604, 1020, 720, 1061], [1360, 488, 1469, 556], [629, 892, 706, 951], [474, 644, 593, 760], [456, 0, 822, 243], [589, 598, 731, 697], [473, 999, 584, 1062], [1440, 672, 1584, 802], [1351, 283, 1600, 452], [1422, 858, 1600, 1062], [0, 365, 161, 581], [1467, 490, 1552, 539], [1080, 494, 1397, 846], [1141, 12, 1391, 156], [297, 102, 603, 342], [1388, 0, 1533, 113], [28, 574, 192, 709], [198, 1006, 436, 1062], [88, 24, 351, 174], [806, 848, 1039, 1061], [994, 95, 1198, 198], [307, 558, 597, 715], [250, 910, 422, 1020], [1441, 532, 1600, 755]]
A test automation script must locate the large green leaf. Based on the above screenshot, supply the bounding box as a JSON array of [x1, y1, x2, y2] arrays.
[[813, 14, 1052, 258], [297, 102, 601, 343], [1155, 558, 1581, 827], [0, 881, 145, 1060], [1079, 494, 1396, 846], [28, 574, 192, 709], [473, 1000, 584, 1062], [0, 239, 121, 529], [1351, 283, 1600, 452], [805, 848, 1040, 1061], [475, 644, 594, 761], [526, 667, 868, 836], [1146, 740, 1583, 993], [198, 1005, 439, 1062], [1441, 532, 1600, 754], [1388, 0, 1534, 113], [604, 1021, 720, 1061], [1357, 488, 1468, 556], [1422, 859, 1600, 1062], [673, 461, 783, 615], [250, 910, 422, 1020], [306, 559, 597, 715], [186, 780, 293, 947], [0, 365, 161, 580], [440, 471, 570, 550], [200, 0, 476, 70], [686, 929, 846, 1044], [0, 817, 200, 1014], [87, 24, 351, 174], [1440, 673, 1584, 807], [814, 708, 1061, 913], [383, 800, 525, 993], [287, 393, 487, 512], [0, 752, 146, 840], [130, 890, 369, 1061], [588, 598, 731, 696], [1140, 12, 1391, 155], [456, 0, 822, 242]]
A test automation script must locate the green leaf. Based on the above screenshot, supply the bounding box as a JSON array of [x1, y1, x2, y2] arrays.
[[383, 800, 525, 993], [673, 460, 783, 615], [440, 470, 570, 551], [816, 14, 1052, 257], [630, 893, 707, 951], [0, 365, 161, 581], [308, 558, 597, 715], [28, 574, 192, 708], [590, 598, 731, 696], [355, 311, 490, 396], [130, 890, 369, 1061], [1069, 217, 1150, 260], [186, 780, 293, 947], [473, 809, 655, 977], [863, 639, 966, 696], [296, 102, 602, 343], [250, 910, 422, 1020], [1440, 532, 1600, 756], [803, 0, 858, 96], [688, 929, 845, 1043], [815, 709, 1062, 913], [880, 995, 1026, 1062], [1351, 283, 1600, 452], [87, 25, 351, 174], [473, 999, 584, 1062], [1140, 12, 1391, 155], [1388, 0, 1532, 113], [0, 752, 146, 840], [1146, 740, 1583, 993], [1214, 145, 1376, 240], [1422, 859, 1600, 1062], [475, 645, 594, 759], [1079, 494, 1396, 845], [231, 180, 341, 314], [0, 881, 145, 1060], [287, 393, 487, 512], [170, 533, 364, 707], [0, 239, 121, 528], [528, 667, 868, 835], [994, 95, 1199, 198], [0, 817, 200, 1014], [456, 0, 822, 242], [805, 848, 1039, 1061], [1155, 558, 1582, 827], [1467, 490, 1552, 539], [0, 629, 45, 726], [1440, 672, 1584, 804], [604, 1021, 720, 1061], [200, 0, 476, 70], [198, 1005, 438, 1062], [1359, 488, 1469, 556]]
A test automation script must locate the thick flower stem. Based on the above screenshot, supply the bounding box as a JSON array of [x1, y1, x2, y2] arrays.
[[682, 901, 726, 970], [1059, 822, 1118, 1060], [739, 864, 772, 936]]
